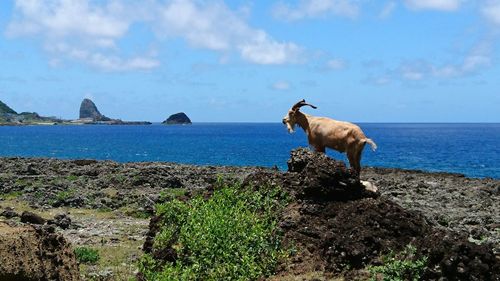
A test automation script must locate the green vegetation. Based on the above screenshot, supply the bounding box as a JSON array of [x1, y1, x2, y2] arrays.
[[139, 182, 289, 281], [368, 244, 428, 281], [55, 188, 76, 202], [0, 190, 23, 200], [14, 179, 29, 188], [158, 188, 188, 201], [74, 246, 100, 264], [0, 100, 17, 115], [67, 175, 79, 181]]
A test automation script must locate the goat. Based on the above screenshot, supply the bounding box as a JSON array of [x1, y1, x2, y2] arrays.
[[282, 99, 377, 176]]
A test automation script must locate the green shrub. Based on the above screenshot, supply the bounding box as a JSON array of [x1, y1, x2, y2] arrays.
[[368, 244, 427, 281], [139, 183, 289, 281], [66, 175, 79, 181], [55, 189, 75, 201], [74, 246, 100, 264], [0, 190, 23, 200], [158, 188, 188, 201]]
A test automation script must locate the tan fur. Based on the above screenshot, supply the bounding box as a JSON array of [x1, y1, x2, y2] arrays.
[[283, 100, 377, 176]]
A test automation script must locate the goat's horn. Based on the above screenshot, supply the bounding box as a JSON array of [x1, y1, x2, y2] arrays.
[[292, 99, 317, 110]]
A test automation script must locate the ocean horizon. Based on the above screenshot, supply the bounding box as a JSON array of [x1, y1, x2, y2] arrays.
[[0, 122, 498, 179]]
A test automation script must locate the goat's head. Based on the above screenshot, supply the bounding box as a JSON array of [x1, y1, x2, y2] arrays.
[[282, 99, 317, 133]]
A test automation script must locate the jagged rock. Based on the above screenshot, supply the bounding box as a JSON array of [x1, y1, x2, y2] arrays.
[[20, 211, 46, 225], [0, 222, 80, 280], [79, 98, 111, 121], [0, 207, 18, 219], [244, 148, 378, 201], [48, 213, 72, 229], [163, 112, 192, 125]]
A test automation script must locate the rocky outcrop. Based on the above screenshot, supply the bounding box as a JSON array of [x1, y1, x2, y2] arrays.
[[0, 222, 80, 281], [79, 98, 111, 121], [245, 148, 499, 280], [76, 98, 151, 125], [163, 112, 191, 125]]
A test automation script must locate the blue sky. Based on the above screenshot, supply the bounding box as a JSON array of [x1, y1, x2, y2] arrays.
[[1, 0, 499, 122]]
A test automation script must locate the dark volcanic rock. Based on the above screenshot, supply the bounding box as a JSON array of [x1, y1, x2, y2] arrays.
[[244, 148, 499, 280], [48, 213, 72, 229], [244, 148, 378, 202], [0, 222, 80, 281], [163, 112, 192, 125], [79, 98, 111, 121], [0, 208, 18, 219], [0, 157, 265, 211], [20, 211, 46, 225]]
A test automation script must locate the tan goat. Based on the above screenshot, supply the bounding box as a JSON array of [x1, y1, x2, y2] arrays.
[[282, 99, 377, 176]]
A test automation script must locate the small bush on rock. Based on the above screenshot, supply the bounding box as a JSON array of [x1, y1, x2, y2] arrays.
[[139, 183, 289, 281], [74, 246, 100, 264], [368, 244, 427, 281]]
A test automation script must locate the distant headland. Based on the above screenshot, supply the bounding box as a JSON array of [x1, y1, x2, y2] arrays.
[[0, 100, 64, 125], [0, 99, 191, 125]]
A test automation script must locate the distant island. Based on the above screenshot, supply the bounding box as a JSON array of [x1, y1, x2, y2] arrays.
[[0, 99, 151, 125], [73, 99, 151, 125], [0, 100, 62, 125], [163, 112, 192, 125]]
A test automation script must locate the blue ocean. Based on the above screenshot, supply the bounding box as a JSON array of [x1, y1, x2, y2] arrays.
[[0, 123, 498, 179]]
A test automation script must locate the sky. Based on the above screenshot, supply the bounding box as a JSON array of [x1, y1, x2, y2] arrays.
[[0, 0, 499, 122]]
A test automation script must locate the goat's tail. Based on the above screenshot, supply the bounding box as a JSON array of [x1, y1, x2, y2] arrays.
[[365, 138, 377, 152]]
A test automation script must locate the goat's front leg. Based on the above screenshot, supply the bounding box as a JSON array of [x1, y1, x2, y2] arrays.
[[347, 152, 360, 178], [312, 145, 325, 153]]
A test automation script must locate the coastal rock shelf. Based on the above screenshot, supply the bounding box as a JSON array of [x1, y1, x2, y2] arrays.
[[0, 153, 498, 280]]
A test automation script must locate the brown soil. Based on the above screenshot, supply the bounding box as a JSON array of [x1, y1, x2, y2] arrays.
[[0, 222, 80, 281]]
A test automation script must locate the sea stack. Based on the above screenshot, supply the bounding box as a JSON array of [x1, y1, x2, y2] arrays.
[[163, 112, 192, 125], [79, 98, 111, 121]]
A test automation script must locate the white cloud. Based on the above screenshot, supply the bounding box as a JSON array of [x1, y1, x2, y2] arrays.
[[272, 0, 359, 21], [404, 0, 461, 11], [325, 58, 347, 70], [481, 1, 500, 25], [156, 0, 302, 65], [5, 0, 303, 70], [367, 40, 493, 85], [272, 81, 291, 91], [7, 0, 158, 71], [7, 0, 131, 39], [379, 1, 397, 19]]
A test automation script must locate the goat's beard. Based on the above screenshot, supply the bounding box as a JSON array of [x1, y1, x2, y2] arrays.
[[286, 123, 295, 133]]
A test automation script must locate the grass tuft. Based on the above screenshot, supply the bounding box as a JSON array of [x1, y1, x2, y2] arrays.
[[75, 246, 100, 264], [368, 244, 427, 281]]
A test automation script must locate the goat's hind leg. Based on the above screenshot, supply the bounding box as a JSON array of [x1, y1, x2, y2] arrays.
[[313, 145, 326, 153]]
